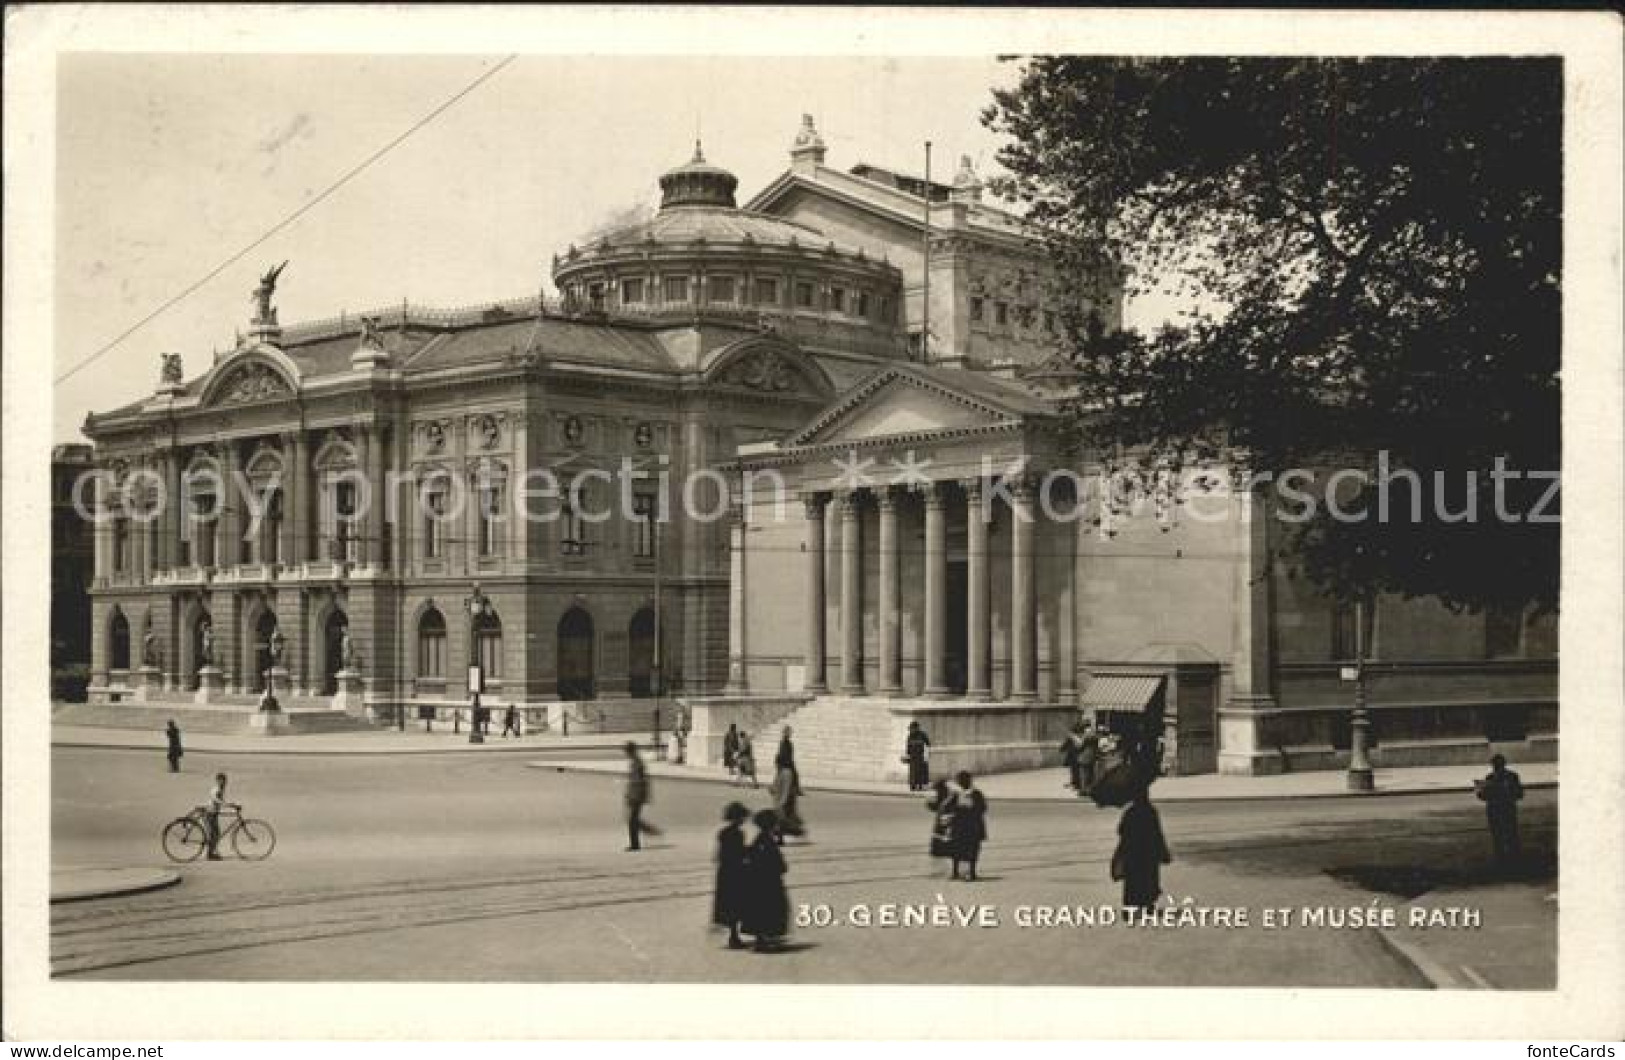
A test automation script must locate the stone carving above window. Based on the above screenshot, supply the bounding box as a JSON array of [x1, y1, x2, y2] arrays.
[[217, 363, 292, 404]]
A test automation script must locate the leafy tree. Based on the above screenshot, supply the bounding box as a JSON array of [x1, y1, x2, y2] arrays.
[[985, 57, 1560, 614]]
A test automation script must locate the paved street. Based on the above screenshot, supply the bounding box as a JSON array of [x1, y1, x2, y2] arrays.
[[51, 746, 1557, 986]]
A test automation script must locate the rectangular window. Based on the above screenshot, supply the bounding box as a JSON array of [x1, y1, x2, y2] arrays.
[[754, 277, 779, 306], [1044, 310, 1057, 333], [663, 275, 689, 303], [795, 281, 815, 308], [620, 278, 644, 304], [588, 283, 605, 310], [478, 484, 503, 557], [113, 519, 128, 573], [994, 301, 1009, 326], [478, 632, 503, 680], [970, 296, 984, 322], [423, 489, 446, 559], [857, 291, 870, 317], [708, 276, 735, 304], [335, 482, 357, 563], [632, 492, 656, 559], [830, 287, 846, 313]]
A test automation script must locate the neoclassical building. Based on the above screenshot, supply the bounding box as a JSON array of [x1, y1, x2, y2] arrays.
[[79, 116, 1556, 773]]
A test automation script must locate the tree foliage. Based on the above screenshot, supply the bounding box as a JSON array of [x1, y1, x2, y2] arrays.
[[985, 57, 1560, 612]]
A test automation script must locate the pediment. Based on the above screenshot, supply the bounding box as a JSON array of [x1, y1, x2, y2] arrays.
[[198, 344, 301, 407], [788, 368, 1026, 447], [703, 338, 833, 401]]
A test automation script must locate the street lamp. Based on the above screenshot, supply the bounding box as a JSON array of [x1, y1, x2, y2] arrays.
[[465, 582, 494, 745], [1346, 594, 1375, 792]]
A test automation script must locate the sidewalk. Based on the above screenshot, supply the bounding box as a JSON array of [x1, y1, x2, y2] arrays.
[[53, 724, 647, 756], [529, 757, 1559, 803], [1379, 881, 1558, 989]]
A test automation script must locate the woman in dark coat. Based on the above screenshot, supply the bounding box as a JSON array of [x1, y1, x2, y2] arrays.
[[926, 778, 956, 867], [1113, 786, 1172, 910], [948, 771, 988, 881], [722, 724, 741, 778], [904, 721, 931, 791], [712, 802, 751, 949], [742, 808, 790, 951], [771, 727, 806, 838]]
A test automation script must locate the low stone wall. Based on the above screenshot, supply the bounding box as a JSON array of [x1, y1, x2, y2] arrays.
[[878, 700, 1077, 784], [681, 695, 810, 769]]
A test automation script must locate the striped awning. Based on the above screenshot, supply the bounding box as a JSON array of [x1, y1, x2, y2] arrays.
[[1081, 674, 1165, 713]]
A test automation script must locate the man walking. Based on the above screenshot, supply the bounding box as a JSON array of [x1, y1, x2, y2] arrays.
[[1476, 754, 1525, 867], [501, 703, 520, 739], [623, 741, 661, 851], [165, 719, 184, 773]]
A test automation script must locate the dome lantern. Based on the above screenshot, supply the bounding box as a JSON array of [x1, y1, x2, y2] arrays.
[[658, 140, 739, 210]]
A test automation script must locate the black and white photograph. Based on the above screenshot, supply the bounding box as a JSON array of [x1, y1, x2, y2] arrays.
[[4, 4, 1621, 1044]]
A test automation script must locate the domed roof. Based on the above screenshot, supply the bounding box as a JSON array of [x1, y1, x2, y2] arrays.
[[588, 205, 828, 250]]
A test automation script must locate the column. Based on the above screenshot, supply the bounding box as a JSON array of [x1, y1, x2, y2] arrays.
[[506, 413, 526, 566], [839, 491, 864, 694], [1010, 477, 1038, 701], [964, 477, 992, 699], [355, 425, 373, 567], [724, 503, 749, 694], [131, 459, 148, 580], [366, 422, 385, 569], [1056, 514, 1079, 703], [220, 444, 241, 568], [276, 434, 295, 566], [291, 431, 312, 564], [92, 467, 111, 588], [160, 448, 181, 571], [802, 493, 828, 693], [922, 482, 949, 697], [877, 487, 902, 696]]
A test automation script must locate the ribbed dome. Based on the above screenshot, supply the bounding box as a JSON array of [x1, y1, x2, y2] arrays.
[[658, 141, 739, 209]]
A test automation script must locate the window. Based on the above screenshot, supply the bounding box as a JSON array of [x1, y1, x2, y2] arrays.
[[1044, 310, 1057, 333], [632, 492, 656, 559], [795, 281, 815, 308], [708, 276, 735, 304], [663, 275, 689, 303], [830, 287, 846, 313], [1018, 305, 1035, 329], [880, 297, 893, 323], [588, 283, 605, 310], [263, 490, 282, 566], [417, 608, 446, 679], [857, 291, 870, 317], [1331, 602, 1359, 660], [423, 487, 447, 559], [113, 519, 129, 573], [474, 612, 503, 681], [754, 277, 779, 306], [970, 296, 984, 322], [478, 482, 504, 557], [1485, 606, 1524, 659], [620, 278, 644, 304], [335, 482, 357, 563], [994, 301, 1009, 326]]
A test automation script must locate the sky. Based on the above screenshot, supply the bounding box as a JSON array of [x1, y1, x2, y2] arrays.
[[53, 54, 1043, 442]]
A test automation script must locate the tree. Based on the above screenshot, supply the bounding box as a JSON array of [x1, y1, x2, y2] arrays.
[[985, 57, 1560, 613]]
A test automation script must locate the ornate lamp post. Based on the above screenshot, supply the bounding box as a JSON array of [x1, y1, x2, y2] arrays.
[[1346, 594, 1375, 792], [465, 582, 493, 745]]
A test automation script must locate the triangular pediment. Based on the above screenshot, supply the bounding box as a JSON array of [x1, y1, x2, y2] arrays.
[[787, 366, 1034, 447]]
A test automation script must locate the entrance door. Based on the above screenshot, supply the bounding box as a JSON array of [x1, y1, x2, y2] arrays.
[[322, 611, 348, 695], [557, 607, 595, 701], [627, 607, 656, 698], [944, 559, 968, 694]]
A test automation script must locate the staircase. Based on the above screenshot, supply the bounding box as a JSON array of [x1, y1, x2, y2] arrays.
[[53, 700, 387, 736], [746, 695, 901, 783]]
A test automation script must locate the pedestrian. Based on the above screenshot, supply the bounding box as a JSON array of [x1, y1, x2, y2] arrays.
[[1475, 754, 1525, 867], [904, 721, 931, 791], [501, 703, 520, 738], [926, 777, 956, 867], [1112, 783, 1172, 910], [735, 731, 759, 788], [723, 723, 741, 780], [165, 719, 183, 773], [622, 741, 661, 851], [204, 771, 239, 861], [712, 801, 752, 950], [771, 726, 806, 839], [1076, 720, 1100, 798], [1059, 723, 1084, 791], [742, 808, 790, 952], [948, 771, 988, 882]]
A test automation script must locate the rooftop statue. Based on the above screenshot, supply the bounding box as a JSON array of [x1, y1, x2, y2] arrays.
[[252, 260, 289, 325]]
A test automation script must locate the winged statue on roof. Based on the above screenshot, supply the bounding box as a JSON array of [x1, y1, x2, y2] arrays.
[[252, 260, 289, 324]]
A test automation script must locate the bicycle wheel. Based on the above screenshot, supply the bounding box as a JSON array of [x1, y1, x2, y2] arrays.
[[162, 817, 208, 862], [232, 818, 277, 861]]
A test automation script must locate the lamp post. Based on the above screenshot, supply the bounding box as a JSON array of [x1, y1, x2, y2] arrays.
[[465, 582, 493, 745], [1346, 594, 1375, 792]]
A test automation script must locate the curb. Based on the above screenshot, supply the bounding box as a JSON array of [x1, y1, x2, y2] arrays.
[[51, 868, 182, 904], [52, 738, 652, 758], [530, 760, 1556, 804], [1375, 928, 1474, 990]]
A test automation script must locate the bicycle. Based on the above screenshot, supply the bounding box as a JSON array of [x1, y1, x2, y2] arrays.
[[161, 805, 277, 862]]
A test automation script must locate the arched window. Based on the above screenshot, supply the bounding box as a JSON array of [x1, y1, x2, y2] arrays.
[[418, 607, 447, 679], [474, 610, 502, 681]]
